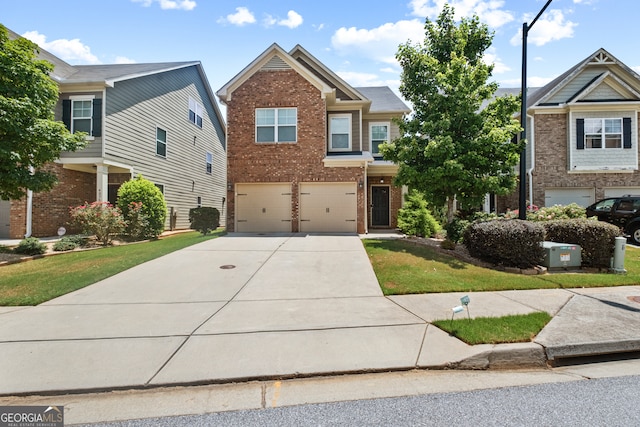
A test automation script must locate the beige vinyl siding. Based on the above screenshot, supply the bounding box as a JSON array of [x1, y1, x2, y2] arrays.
[[105, 66, 227, 230], [362, 119, 401, 153]]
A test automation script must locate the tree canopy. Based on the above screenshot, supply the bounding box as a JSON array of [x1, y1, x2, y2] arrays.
[[380, 5, 523, 222], [0, 24, 86, 200]]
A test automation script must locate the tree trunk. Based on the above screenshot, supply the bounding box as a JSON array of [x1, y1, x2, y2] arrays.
[[446, 196, 456, 223]]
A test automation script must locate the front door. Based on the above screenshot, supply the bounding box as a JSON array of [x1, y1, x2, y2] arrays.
[[371, 186, 390, 227]]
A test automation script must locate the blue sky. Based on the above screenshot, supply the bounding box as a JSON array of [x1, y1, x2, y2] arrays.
[[2, 0, 638, 112]]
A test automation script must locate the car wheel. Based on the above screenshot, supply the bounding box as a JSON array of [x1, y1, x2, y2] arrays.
[[631, 225, 640, 245]]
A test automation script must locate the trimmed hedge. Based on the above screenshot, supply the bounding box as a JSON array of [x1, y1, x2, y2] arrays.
[[543, 219, 621, 268], [189, 207, 220, 235], [464, 220, 545, 268]]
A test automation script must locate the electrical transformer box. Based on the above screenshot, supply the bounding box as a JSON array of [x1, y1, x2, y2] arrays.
[[541, 241, 581, 269]]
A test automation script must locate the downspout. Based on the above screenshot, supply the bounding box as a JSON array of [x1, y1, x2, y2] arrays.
[[527, 114, 535, 208], [363, 161, 368, 234], [24, 166, 34, 238]]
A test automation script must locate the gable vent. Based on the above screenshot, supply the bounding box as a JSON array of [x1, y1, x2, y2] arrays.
[[262, 55, 291, 71], [589, 51, 615, 65]]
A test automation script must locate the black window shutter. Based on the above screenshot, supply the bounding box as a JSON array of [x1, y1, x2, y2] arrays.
[[576, 118, 585, 150], [92, 99, 102, 137], [623, 117, 632, 149], [62, 100, 71, 131]]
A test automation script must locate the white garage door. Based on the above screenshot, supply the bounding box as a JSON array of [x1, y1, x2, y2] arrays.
[[299, 182, 357, 233], [544, 188, 595, 207], [604, 187, 640, 198], [235, 183, 292, 233]]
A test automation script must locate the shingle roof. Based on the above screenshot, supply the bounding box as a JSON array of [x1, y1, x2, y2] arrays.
[[355, 86, 410, 113], [61, 62, 200, 84]]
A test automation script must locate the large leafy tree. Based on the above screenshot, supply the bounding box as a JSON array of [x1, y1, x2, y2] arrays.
[[0, 24, 86, 200], [380, 5, 523, 222]]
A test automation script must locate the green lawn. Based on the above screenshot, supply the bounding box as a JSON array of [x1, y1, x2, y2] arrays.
[[0, 230, 223, 306], [363, 238, 640, 295], [432, 312, 553, 345]]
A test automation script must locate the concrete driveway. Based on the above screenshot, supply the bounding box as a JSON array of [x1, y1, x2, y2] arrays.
[[0, 233, 427, 395]]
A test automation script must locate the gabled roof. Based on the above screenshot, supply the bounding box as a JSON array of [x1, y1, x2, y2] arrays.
[[355, 86, 410, 113], [527, 48, 640, 108], [216, 43, 334, 104]]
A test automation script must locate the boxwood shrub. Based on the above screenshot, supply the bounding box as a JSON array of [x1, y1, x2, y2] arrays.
[[464, 219, 545, 268], [189, 207, 220, 235], [543, 219, 621, 268]]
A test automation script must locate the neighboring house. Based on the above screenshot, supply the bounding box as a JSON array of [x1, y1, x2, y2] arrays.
[[498, 48, 640, 212], [2, 29, 226, 239], [216, 43, 410, 234]]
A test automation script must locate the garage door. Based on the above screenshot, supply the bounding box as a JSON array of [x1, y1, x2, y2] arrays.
[[299, 182, 357, 233], [604, 187, 640, 198], [544, 188, 594, 207], [235, 183, 292, 232]]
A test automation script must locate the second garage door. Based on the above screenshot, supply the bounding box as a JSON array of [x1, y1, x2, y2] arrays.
[[235, 183, 292, 232], [299, 182, 357, 233]]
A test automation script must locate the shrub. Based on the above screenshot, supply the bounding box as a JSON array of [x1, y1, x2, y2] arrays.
[[64, 234, 90, 247], [14, 237, 46, 255], [53, 237, 79, 252], [528, 203, 586, 222], [543, 218, 621, 268], [70, 201, 125, 246], [397, 190, 441, 237], [440, 239, 456, 250], [117, 176, 167, 239], [464, 220, 545, 268], [444, 217, 470, 243], [189, 207, 220, 235], [0, 245, 12, 254]]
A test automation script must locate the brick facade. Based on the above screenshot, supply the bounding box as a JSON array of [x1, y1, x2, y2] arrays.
[[226, 69, 368, 233], [498, 112, 640, 212]]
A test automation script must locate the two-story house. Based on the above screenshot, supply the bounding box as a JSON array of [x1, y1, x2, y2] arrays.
[[216, 43, 410, 234], [499, 48, 640, 212], [2, 29, 226, 239]]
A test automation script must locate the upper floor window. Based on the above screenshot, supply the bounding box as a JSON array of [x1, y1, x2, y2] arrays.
[[189, 97, 203, 128], [256, 108, 297, 143], [585, 118, 622, 149], [156, 127, 167, 157], [206, 152, 213, 174], [62, 95, 102, 138], [329, 114, 351, 151], [155, 183, 165, 194], [370, 122, 389, 156]]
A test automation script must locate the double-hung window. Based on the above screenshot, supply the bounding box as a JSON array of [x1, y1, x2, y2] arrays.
[[585, 118, 622, 149], [206, 152, 213, 174], [256, 108, 297, 143], [156, 127, 167, 157], [189, 97, 203, 128], [329, 114, 351, 151], [370, 122, 389, 156], [72, 99, 93, 134]]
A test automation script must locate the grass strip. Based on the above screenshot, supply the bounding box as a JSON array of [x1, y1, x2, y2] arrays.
[[432, 312, 553, 345], [0, 230, 223, 306], [363, 239, 640, 295]]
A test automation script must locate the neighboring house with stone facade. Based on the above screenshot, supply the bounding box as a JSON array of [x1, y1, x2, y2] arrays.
[[216, 43, 410, 234], [1, 29, 226, 239], [499, 48, 640, 212]]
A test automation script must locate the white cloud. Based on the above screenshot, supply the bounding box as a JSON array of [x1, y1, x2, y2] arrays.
[[337, 71, 384, 87], [218, 7, 256, 26], [278, 10, 303, 29], [331, 19, 424, 65], [409, 0, 514, 28], [132, 0, 196, 10], [483, 48, 510, 74], [313, 23, 325, 31], [22, 31, 100, 64], [510, 10, 577, 46], [499, 75, 554, 88], [115, 56, 136, 64]]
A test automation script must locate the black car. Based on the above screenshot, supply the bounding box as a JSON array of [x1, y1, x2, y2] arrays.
[[585, 195, 640, 244]]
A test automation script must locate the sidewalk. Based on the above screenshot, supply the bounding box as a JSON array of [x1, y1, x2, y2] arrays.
[[1, 233, 640, 396]]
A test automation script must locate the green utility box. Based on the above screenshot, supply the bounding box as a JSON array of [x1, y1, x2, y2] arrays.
[[541, 241, 581, 269]]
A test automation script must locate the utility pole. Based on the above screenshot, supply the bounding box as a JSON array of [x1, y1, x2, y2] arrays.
[[519, 0, 553, 220]]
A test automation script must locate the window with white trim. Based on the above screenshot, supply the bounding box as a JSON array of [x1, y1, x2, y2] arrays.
[[329, 114, 351, 151], [256, 108, 297, 143], [189, 97, 203, 128], [72, 99, 93, 134], [206, 152, 213, 174], [585, 118, 622, 149], [156, 127, 167, 157], [370, 122, 389, 156]]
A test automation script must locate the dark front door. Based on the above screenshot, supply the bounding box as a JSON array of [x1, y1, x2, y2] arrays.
[[372, 186, 390, 227]]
